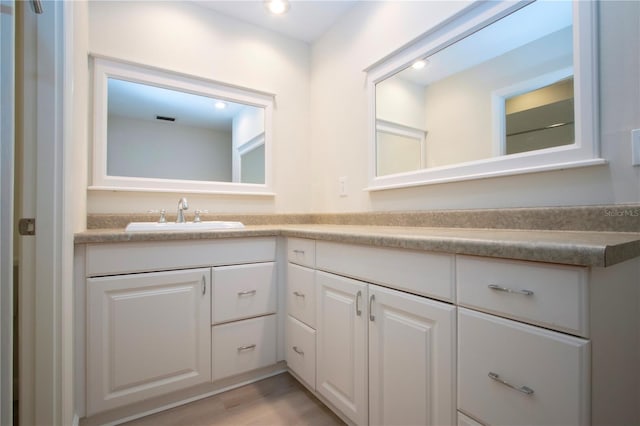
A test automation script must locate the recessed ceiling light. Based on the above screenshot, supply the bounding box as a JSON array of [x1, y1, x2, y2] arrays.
[[411, 60, 428, 70], [215, 101, 227, 110], [265, 0, 290, 15]]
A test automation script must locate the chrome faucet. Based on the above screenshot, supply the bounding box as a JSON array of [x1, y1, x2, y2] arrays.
[[176, 197, 189, 223]]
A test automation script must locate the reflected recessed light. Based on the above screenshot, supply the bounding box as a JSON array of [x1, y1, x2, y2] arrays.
[[412, 60, 428, 70], [215, 101, 227, 110], [265, 0, 290, 15]]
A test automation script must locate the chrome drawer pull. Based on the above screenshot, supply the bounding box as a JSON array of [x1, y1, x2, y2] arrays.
[[237, 289, 257, 296], [237, 344, 257, 352], [488, 284, 534, 296], [369, 294, 375, 322], [292, 249, 305, 254], [293, 291, 305, 298], [292, 346, 304, 356], [488, 372, 534, 395]]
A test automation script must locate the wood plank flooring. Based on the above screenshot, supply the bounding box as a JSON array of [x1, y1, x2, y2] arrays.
[[123, 373, 345, 426]]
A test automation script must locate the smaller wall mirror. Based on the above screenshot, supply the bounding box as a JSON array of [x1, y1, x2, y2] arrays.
[[91, 57, 274, 194], [366, 0, 604, 190]]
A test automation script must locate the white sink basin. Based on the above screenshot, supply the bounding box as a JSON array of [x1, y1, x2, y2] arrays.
[[125, 221, 245, 232]]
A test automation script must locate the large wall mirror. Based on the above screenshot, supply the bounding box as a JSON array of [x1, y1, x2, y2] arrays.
[[366, 0, 604, 191], [91, 57, 274, 194]]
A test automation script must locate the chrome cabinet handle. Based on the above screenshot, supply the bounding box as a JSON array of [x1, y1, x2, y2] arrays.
[[355, 291, 362, 316], [292, 346, 304, 355], [201, 276, 206, 295], [292, 249, 305, 254], [293, 291, 305, 298], [488, 284, 534, 296], [237, 290, 257, 296], [369, 294, 375, 322], [488, 372, 534, 395], [237, 344, 257, 352]]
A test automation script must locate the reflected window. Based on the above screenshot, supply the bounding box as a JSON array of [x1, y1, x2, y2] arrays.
[[504, 77, 574, 155]]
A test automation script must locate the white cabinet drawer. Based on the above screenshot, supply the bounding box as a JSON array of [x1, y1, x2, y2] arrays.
[[458, 412, 484, 426], [286, 316, 316, 390], [212, 315, 277, 381], [212, 263, 276, 324], [316, 241, 454, 302], [287, 263, 316, 328], [287, 238, 316, 268], [458, 308, 590, 426], [457, 256, 589, 336], [86, 238, 276, 277]]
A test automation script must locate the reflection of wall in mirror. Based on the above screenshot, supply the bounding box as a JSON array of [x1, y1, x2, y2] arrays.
[[423, 26, 572, 168], [376, 76, 427, 176], [232, 106, 265, 183], [107, 115, 232, 181], [376, 77, 426, 130], [241, 144, 266, 184], [376, 131, 423, 176]]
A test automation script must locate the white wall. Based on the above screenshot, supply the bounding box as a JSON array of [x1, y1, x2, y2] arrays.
[[85, 0, 311, 214], [107, 116, 232, 182], [81, 0, 640, 215], [310, 0, 640, 212]]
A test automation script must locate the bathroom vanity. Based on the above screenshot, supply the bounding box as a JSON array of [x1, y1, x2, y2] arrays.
[[74, 224, 640, 425]]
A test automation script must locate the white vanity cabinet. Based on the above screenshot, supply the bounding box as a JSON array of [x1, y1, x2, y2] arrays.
[[80, 237, 277, 417], [316, 271, 369, 425], [290, 239, 456, 426], [87, 268, 212, 415], [456, 256, 592, 425], [285, 238, 318, 390], [368, 284, 455, 426], [211, 262, 278, 381], [454, 254, 639, 426]]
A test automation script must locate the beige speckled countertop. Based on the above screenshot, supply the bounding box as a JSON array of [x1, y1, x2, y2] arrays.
[[74, 224, 640, 268]]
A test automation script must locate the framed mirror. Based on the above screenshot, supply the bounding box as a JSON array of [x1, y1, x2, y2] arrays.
[[366, 0, 604, 191], [90, 57, 274, 195]]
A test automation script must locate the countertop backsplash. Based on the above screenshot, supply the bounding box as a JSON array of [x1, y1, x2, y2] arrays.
[[87, 204, 640, 233]]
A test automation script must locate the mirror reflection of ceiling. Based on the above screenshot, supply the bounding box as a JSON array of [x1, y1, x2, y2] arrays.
[[375, 0, 575, 176], [395, 1, 572, 87], [107, 78, 245, 131]]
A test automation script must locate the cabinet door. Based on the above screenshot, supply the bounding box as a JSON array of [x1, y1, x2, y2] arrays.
[[87, 268, 211, 415], [368, 284, 456, 426], [316, 271, 368, 425]]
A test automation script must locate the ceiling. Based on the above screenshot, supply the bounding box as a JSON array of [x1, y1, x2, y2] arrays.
[[193, 0, 359, 43]]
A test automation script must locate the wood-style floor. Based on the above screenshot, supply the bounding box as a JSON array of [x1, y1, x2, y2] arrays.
[[123, 373, 345, 426]]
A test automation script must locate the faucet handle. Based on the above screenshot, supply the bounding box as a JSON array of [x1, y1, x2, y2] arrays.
[[148, 209, 167, 223], [193, 209, 209, 223]]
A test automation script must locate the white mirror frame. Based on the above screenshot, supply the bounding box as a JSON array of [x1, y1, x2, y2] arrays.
[[90, 56, 275, 195], [365, 0, 605, 191]]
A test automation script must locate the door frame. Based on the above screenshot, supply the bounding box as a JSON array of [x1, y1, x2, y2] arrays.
[[0, 0, 16, 424], [17, 0, 75, 424]]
